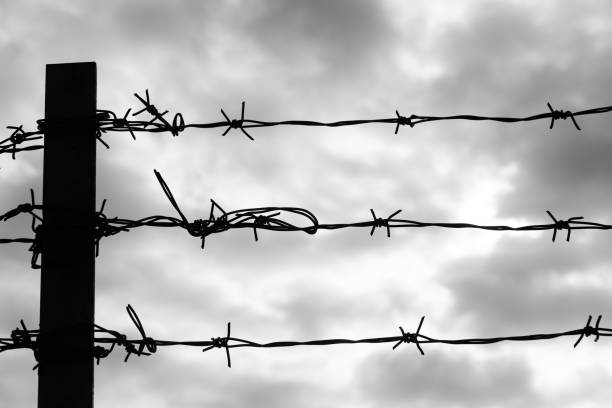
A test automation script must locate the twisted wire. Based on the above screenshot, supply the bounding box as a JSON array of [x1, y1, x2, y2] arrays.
[[1, 306, 608, 369], [2, 172, 612, 268], [3, 91, 611, 157]]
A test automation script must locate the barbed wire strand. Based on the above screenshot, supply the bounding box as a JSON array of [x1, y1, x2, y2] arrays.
[[1, 305, 608, 369], [2, 171, 612, 268], [3, 91, 612, 156]]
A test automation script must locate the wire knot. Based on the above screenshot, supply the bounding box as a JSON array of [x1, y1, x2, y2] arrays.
[[124, 304, 157, 361], [0, 190, 39, 222], [11, 321, 35, 347], [210, 336, 228, 348], [191, 199, 232, 248], [133, 90, 171, 132], [93, 200, 130, 256], [221, 101, 254, 140], [395, 110, 415, 134], [6, 125, 28, 159], [1, 202, 34, 222], [170, 113, 186, 137], [16, 203, 34, 213], [393, 316, 425, 355], [93, 345, 112, 365], [189, 218, 210, 237], [247, 212, 280, 242], [8, 125, 26, 144], [546, 211, 583, 242], [29, 225, 43, 269], [146, 104, 160, 117], [11, 320, 39, 369], [202, 322, 233, 367], [574, 315, 602, 347], [370, 209, 402, 237], [547, 102, 581, 130], [110, 109, 137, 140], [191, 214, 231, 248]]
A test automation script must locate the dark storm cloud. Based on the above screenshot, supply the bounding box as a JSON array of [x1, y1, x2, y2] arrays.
[[97, 153, 169, 219], [204, 375, 323, 408], [96, 354, 335, 408], [497, 127, 612, 219], [95, 242, 246, 319], [356, 350, 537, 408], [427, 3, 543, 109], [3, 1, 612, 407], [111, 1, 216, 45], [245, 0, 395, 75], [422, 1, 612, 222], [425, 1, 612, 110], [273, 282, 421, 337], [240, 0, 401, 107], [441, 235, 612, 334]]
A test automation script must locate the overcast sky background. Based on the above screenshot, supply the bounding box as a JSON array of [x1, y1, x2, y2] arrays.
[[2, 0, 612, 407]]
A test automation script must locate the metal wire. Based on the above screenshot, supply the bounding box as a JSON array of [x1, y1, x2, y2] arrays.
[[2, 171, 612, 269], [2, 92, 611, 376], [1, 305, 607, 369], [3, 90, 612, 157]]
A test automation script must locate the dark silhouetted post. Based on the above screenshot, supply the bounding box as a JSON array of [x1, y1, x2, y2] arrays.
[[39, 62, 96, 408]]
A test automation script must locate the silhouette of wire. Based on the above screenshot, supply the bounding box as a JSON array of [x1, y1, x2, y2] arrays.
[[0, 189, 43, 268], [3, 93, 612, 156], [1, 306, 608, 369], [2, 172, 612, 268]]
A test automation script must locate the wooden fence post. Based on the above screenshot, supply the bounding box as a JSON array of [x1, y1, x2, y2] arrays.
[[39, 62, 97, 408]]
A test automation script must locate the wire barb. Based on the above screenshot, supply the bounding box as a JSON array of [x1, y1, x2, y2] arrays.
[[370, 209, 402, 237], [4, 312, 609, 369], [202, 322, 232, 367], [220, 101, 253, 140], [394, 110, 415, 134], [248, 212, 281, 242], [5, 99, 612, 158], [7, 125, 25, 159], [8, 320, 40, 369], [133, 89, 171, 130], [546, 210, 584, 242], [393, 316, 425, 355], [574, 314, 602, 347], [547, 102, 581, 130], [1, 189, 39, 222], [94, 199, 129, 256], [3, 183, 612, 265]]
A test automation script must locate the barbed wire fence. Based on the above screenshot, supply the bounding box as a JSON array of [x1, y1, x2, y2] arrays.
[[1, 84, 612, 375], [3, 89, 612, 158], [1, 169, 612, 270], [1, 305, 608, 369]]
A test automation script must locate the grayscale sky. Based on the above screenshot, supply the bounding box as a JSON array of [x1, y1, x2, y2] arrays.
[[1, 1, 612, 407]]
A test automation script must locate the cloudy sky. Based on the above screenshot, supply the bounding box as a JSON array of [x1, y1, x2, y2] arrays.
[[2, 0, 612, 406]]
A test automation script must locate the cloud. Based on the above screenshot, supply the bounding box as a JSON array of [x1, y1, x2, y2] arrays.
[[497, 131, 612, 219], [441, 235, 612, 334], [273, 282, 419, 337], [0, 355, 37, 408], [3, 1, 612, 407], [356, 350, 536, 408], [416, 0, 612, 225], [245, 0, 395, 78], [96, 354, 338, 408]]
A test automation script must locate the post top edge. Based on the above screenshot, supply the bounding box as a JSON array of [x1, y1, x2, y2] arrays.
[[46, 62, 96, 68]]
